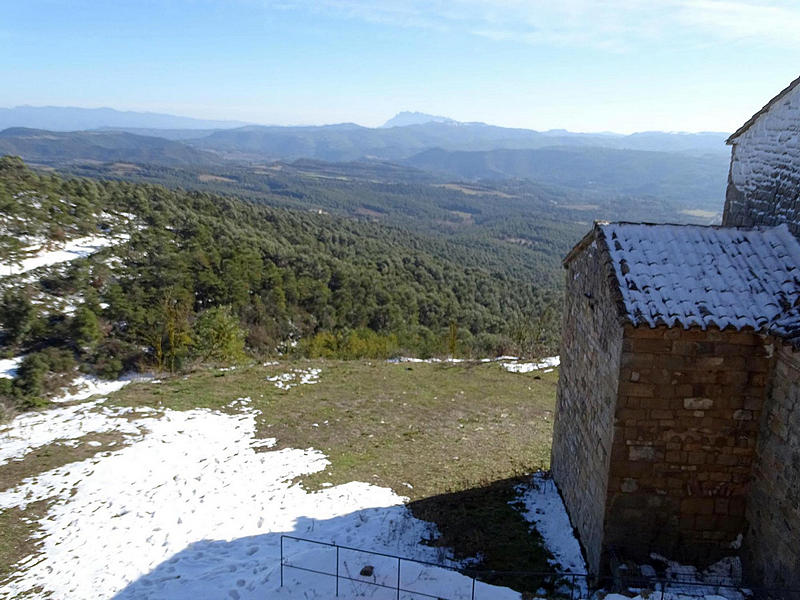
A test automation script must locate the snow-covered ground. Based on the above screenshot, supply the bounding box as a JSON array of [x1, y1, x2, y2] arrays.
[[0, 364, 748, 600], [0, 397, 148, 466], [1, 233, 129, 278], [0, 391, 520, 600]]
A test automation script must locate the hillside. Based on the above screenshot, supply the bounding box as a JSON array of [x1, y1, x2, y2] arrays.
[[0, 128, 223, 168], [0, 156, 572, 415]]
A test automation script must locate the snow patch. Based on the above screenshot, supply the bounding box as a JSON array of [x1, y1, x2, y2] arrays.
[[1, 234, 129, 278], [502, 356, 560, 373], [0, 355, 23, 379], [51, 372, 148, 404], [0, 398, 146, 466], [515, 472, 587, 578], [267, 368, 321, 390]]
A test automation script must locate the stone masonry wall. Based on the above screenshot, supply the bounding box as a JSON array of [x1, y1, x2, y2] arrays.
[[724, 82, 800, 237], [744, 343, 800, 590], [605, 326, 772, 566], [552, 239, 623, 575]]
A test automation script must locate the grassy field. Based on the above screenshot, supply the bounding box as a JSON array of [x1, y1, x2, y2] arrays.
[[1, 359, 560, 588]]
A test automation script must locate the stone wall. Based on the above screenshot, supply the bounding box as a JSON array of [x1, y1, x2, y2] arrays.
[[723, 82, 800, 237], [605, 326, 772, 566], [745, 343, 800, 590], [552, 237, 624, 575]]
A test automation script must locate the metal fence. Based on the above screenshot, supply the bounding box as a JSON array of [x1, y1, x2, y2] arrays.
[[279, 534, 800, 600]]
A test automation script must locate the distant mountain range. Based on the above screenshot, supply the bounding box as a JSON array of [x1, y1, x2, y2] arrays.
[[0, 106, 732, 214], [188, 121, 729, 162], [0, 106, 250, 132], [381, 111, 456, 128]]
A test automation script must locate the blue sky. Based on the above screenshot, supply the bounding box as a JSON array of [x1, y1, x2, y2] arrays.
[[2, 0, 800, 133]]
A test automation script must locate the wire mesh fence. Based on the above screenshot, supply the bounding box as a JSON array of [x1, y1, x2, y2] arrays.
[[280, 534, 800, 600]]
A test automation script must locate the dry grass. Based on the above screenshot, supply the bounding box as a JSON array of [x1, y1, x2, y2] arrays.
[[109, 359, 559, 579], [0, 431, 132, 493], [2, 359, 560, 591], [0, 500, 50, 586]]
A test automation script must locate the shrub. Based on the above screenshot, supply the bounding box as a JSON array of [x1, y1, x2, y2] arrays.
[[0, 290, 35, 346], [72, 306, 103, 349], [14, 347, 77, 400], [192, 306, 246, 364]]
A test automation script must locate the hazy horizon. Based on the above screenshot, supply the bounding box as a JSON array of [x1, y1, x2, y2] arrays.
[[0, 104, 733, 135]]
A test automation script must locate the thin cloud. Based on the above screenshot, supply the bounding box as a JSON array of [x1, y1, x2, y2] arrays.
[[272, 0, 800, 49]]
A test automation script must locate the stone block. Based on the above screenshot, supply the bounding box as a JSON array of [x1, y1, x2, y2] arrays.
[[619, 382, 656, 397], [696, 356, 726, 368], [629, 445, 657, 461], [683, 396, 714, 410], [714, 498, 730, 515], [665, 450, 684, 463], [629, 338, 673, 353], [695, 514, 718, 530], [681, 497, 714, 515], [687, 451, 707, 465]]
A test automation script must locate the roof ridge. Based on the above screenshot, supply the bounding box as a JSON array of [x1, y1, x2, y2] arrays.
[[727, 75, 800, 144]]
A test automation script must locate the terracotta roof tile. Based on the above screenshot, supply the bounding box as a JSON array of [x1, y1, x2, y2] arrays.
[[597, 223, 800, 333]]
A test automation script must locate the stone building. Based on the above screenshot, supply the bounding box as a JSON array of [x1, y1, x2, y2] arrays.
[[551, 77, 800, 590], [724, 75, 800, 235]]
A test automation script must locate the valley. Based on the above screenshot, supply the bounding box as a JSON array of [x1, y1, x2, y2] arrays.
[[0, 109, 734, 599]]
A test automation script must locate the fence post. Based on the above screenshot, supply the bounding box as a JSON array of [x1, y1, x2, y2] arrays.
[[570, 575, 575, 600], [397, 557, 401, 600], [280, 535, 284, 588], [335, 544, 340, 597], [471, 575, 476, 600]]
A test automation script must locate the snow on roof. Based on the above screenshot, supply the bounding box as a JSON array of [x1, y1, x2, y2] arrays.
[[596, 222, 800, 332], [769, 307, 800, 347], [727, 75, 800, 144]]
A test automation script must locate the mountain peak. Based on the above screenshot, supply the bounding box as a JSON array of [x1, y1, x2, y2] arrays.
[[381, 111, 456, 128]]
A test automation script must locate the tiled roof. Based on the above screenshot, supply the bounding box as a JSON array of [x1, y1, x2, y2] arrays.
[[769, 308, 800, 347], [596, 222, 800, 332]]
